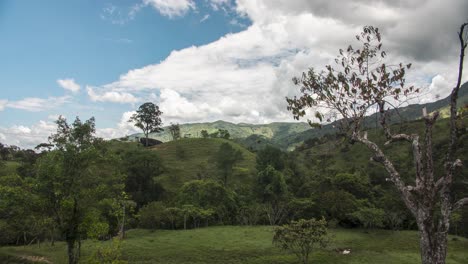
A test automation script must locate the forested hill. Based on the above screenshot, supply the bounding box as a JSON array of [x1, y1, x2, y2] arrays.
[[129, 82, 468, 151], [128, 120, 311, 145]]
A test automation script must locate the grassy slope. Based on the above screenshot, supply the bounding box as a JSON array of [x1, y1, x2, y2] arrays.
[[1, 226, 467, 264], [150, 138, 257, 196]]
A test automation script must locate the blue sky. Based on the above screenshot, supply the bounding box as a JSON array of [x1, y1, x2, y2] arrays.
[[0, 0, 467, 148], [0, 0, 248, 127]]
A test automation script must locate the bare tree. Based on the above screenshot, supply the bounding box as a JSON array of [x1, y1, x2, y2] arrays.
[[286, 24, 468, 264]]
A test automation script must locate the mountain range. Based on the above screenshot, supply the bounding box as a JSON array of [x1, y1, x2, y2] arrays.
[[128, 82, 468, 151]]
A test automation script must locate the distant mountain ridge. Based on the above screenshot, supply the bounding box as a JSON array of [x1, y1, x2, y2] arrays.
[[128, 82, 468, 151], [128, 120, 311, 145]]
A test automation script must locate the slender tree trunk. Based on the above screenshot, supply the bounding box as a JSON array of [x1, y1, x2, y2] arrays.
[[67, 239, 78, 264], [50, 225, 55, 246], [119, 204, 126, 240], [66, 198, 80, 264]]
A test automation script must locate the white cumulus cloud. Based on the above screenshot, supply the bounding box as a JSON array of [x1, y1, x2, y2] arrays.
[[87, 86, 139, 104], [6, 96, 70, 112], [97, 111, 140, 139], [143, 0, 195, 18], [57, 78, 81, 93], [0, 120, 57, 149]]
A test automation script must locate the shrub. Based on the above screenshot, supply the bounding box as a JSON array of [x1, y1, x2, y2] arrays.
[[273, 218, 329, 264]]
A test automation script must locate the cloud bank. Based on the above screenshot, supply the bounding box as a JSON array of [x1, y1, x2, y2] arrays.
[[90, 0, 468, 125]]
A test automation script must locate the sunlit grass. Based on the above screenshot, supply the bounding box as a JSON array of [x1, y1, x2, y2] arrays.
[[1, 226, 467, 264]]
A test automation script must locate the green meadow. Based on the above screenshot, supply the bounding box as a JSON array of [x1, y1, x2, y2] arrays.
[[1, 226, 467, 264]]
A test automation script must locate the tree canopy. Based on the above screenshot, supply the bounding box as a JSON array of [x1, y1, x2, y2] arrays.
[[129, 102, 163, 146]]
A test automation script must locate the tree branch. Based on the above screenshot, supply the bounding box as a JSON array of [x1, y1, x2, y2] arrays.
[[453, 197, 468, 211], [423, 111, 439, 185], [447, 22, 467, 162], [377, 101, 424, 187], [353, 132, 418, 215], [384, 134, 411, 145]]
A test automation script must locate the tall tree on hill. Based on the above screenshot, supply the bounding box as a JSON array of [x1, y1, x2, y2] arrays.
[[286, 24, 468, 264], [200, 130, 209, 138], [169, 123, 181, 141], [215, 143, 243, 187], [129, 102, 163, 147], [0, 142, 9, 160]]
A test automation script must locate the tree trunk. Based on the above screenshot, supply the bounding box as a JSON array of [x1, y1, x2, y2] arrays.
[[416, 205, 450, 264], [50, 226, 55, 246], [119, 204, 126, 240], [67, 239, 78, 264], [418, 226, 448, 264]]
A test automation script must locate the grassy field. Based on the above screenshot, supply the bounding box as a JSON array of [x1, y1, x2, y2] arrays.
[[1, 226, 467, 264]]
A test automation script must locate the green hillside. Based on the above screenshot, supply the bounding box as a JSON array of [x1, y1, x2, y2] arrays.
[[129, 120, 310, 146], [150, 138, 257, 196]]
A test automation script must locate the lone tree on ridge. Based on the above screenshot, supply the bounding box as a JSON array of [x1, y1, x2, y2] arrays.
[[129, 102, 163, 147]]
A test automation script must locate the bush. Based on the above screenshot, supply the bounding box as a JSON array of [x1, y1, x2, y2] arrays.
[[273, 218, 329, 264], [87, 238, 127, 264], [350, 206, 385, 229], [138, 202, 167, 229]]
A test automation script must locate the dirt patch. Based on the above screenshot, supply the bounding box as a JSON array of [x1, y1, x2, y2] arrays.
[[20, 255, 52, 264]]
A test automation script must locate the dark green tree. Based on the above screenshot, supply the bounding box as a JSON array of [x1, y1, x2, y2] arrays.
[[256, 145, 285, 171], [200, 130, 209, 138], [218, 129, 230, 139], [0, 174, 46, 245], [178, 180, 237, 224], [273, 218, 329, 264], [214, 143, 243, 187], [257, 165, 289, 225], [350, 206, 385, 229], [122, 148, 164, 208], [129, 102, 163, 147], [36, 116, 124, 264], [0, 143, 9, 160], [169, 123, 181, 141]]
